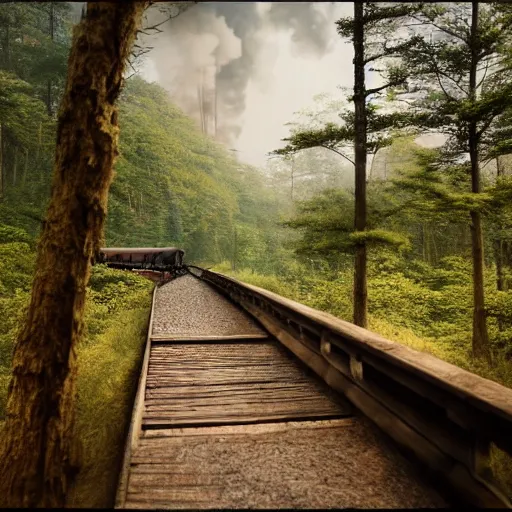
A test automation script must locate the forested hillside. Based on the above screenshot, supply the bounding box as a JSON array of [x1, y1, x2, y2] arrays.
[[0, 5, 283, 266], [0, 5, 288, 505], [106, 76, 285, 265], [2, 1, 512, 396]]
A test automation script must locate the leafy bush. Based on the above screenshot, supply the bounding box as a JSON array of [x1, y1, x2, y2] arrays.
[[0, 224, 33, 245]]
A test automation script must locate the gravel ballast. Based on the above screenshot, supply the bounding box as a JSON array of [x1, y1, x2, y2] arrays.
[[152, 274, 265, 336]]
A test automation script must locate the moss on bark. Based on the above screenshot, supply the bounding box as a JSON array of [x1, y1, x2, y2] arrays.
[[0, 3, 147, 507]]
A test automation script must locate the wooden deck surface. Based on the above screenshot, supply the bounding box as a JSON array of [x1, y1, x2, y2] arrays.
[[120, 339, 446, 509], [143, 341, 351, 428], [117, 280, 446, 509]]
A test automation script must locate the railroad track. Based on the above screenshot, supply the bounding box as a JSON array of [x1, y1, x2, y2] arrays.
[[115, 270, 512, 509]]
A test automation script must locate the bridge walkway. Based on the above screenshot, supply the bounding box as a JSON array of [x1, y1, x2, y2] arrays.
[[117, 275, 446, 509]]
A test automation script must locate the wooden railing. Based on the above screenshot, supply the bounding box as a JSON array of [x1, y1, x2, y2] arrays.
[[190, 267, 512, 508]]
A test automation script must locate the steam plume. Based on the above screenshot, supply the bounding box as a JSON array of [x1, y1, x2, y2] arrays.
[[140, 2, 339, 146]]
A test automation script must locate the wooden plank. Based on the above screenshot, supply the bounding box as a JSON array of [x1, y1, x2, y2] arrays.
[[124, 501, 217, 510], [144, 397, 344, 412], [150, 333, 269, 342], [129, 473, 213, 487], [206, 270, 512, 423], [115, 286, 158, 509], [141, 410, 347, 428], [145, 383, 316, 397], [146, 367, 304, 376], [126, 487, 221, 502], [141, 418, 358, 439], [145, 394, 335, 407], [147, 375, 312, 388], [144, 407, 344, 420]]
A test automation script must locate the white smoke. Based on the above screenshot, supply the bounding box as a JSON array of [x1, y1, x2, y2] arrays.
[[138, 2, 341, 146]]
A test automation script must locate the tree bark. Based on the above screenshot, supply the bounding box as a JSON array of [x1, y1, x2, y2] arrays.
[[468, 2, 490, 361], [0, 3, 147, 508], [0, 123, 3, 200], [353, 1, 368, 328], [47, 3, 55, 117]]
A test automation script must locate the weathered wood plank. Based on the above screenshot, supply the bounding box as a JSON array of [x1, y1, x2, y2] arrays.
[[115, 286, 158, 509], [127, 487, 221, 502], [141, 411, 351, 428], [145, 395, 335, 407], [129, 473, 213, 487], [140, 418, 358, 439], [151, 334, 269, 342]]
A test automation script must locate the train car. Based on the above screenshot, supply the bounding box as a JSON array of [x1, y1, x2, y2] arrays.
[[97, 247, 185, 280]]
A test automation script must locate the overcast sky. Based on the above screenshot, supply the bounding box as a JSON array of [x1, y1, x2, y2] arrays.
[[139, 2, 354, 169]]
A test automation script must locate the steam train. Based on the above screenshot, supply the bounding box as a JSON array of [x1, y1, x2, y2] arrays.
[[97, 247, 186, 280]]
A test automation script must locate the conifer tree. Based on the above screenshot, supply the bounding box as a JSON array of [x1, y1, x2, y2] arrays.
[[274, 2, 421, 328], [397, 2, 512, 360]]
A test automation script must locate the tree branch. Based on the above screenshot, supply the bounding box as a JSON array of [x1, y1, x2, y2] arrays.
[[412, 14, 469, 44], [320, 145, 355, 166], [365, 81, 400, 97]]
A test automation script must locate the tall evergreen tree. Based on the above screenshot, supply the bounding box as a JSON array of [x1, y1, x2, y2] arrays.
[[274, 2, 421, 328], [397, 2, 512, 360]]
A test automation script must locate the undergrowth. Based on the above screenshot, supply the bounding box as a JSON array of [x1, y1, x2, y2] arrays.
[[0, 228, 153, 507]]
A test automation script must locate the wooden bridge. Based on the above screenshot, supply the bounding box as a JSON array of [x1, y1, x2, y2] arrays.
[[115, 268, 512, 509]]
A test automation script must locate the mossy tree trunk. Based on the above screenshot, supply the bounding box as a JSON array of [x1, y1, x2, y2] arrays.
[[468, 2, 490, 362], [0, 3, 147, 508], [353, 1, 368, 328]]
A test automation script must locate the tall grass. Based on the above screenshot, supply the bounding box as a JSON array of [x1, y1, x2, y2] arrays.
[[67, 305, 151, 507], [0, 260, 153, 507]]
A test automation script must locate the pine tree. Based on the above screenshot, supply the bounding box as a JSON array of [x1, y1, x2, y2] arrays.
[[396, 2, 512, 360], [274, 2, 421, 328]]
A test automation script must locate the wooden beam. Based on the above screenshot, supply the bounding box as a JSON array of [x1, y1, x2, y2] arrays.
[[115, 286, 158, 509], [150, 334, 269, 342]]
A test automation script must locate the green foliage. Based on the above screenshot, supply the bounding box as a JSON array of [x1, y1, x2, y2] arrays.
[[349, 229, 411, 251], [273, 122, 354, 162], [103, 77, 283, 268], [0, 243, 34, 295], [0, 233, 153, 508], [284, 186, 413, 264], [0, 224, 32, 245], [69, 283, 152, 507]]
